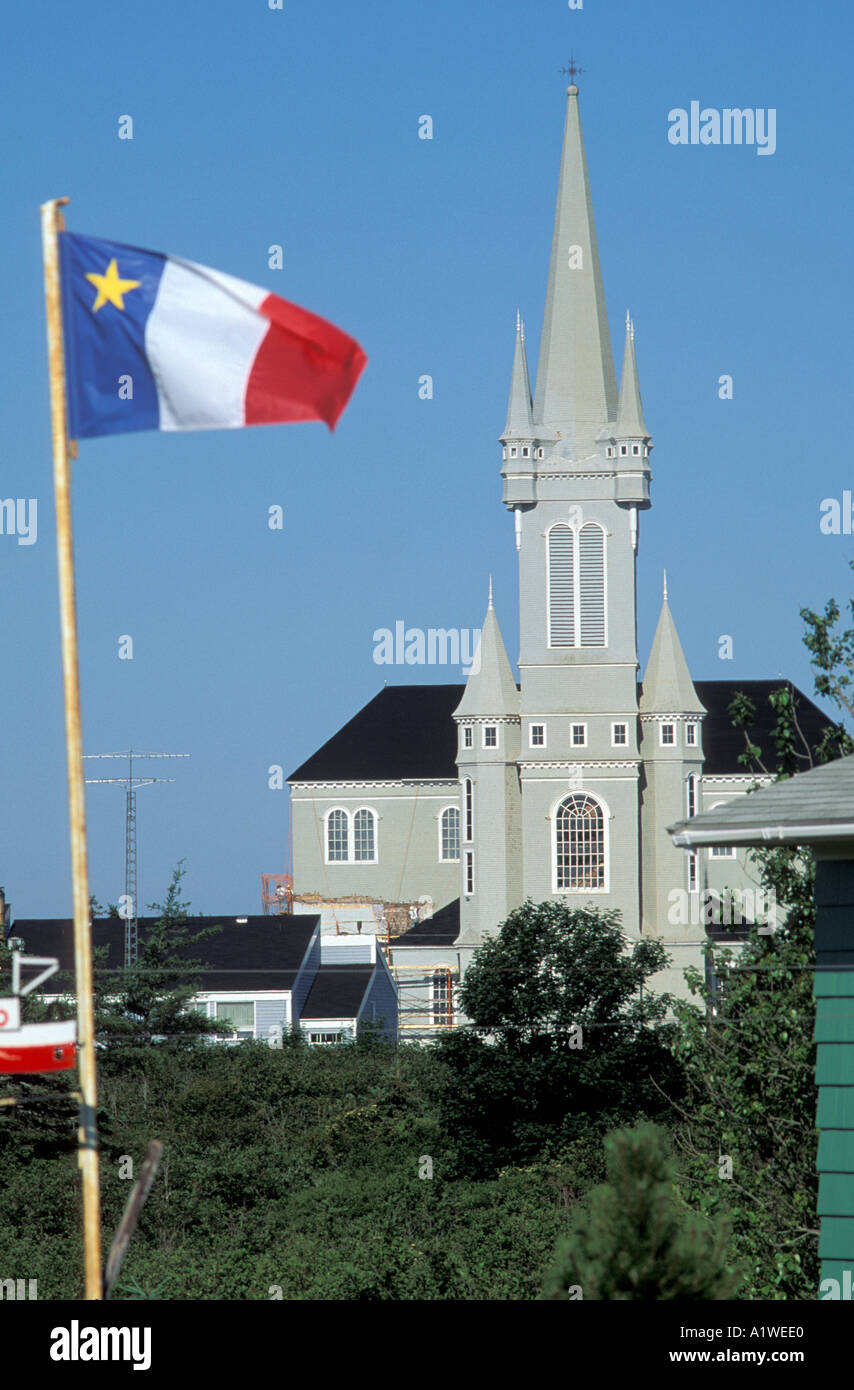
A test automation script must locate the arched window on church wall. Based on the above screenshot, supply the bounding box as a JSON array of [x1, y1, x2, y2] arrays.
[[327, 809, 349, 862], [554, 792, 607, 891], [440, 806, 460, 862], [353, 808, 376, 862]]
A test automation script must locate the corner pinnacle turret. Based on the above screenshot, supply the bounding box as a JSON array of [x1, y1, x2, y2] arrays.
[[615, 312, 649, 441], [501, 312, 535, 441]]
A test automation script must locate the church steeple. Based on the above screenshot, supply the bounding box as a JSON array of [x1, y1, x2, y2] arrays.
[[532, 84, 618, 456], [640, 588, 706, 715], [453, 587, 519, 719], [615, 312, 649, 441], [501, 312, 535, 442]]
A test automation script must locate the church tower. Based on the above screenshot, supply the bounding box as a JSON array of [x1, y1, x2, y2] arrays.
[[453, 582, 522, 945], [501, 82, 651, 938], [639, 582, 706, 936]]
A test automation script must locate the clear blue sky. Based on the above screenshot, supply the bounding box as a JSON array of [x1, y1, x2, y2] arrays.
[[2, 0, 853, 919]]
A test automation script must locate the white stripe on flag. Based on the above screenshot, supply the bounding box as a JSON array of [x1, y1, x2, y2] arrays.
[[146, 258, 269, 430]]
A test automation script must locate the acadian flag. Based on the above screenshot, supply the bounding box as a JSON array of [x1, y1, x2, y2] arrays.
[[58, 231, 367, 438]]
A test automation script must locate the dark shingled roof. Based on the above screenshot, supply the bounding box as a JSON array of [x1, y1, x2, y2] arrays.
[[289, 685, 464, 781], [392, 897, 460, 946], [289, 681, 834, 783], [301, 964, 375, 1019], [689, 681, 833, 777], [7, 914, 319, 994]]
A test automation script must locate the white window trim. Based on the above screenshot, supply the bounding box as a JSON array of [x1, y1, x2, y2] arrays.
[[323, 806, 378, 864], [464, 849, 475, 896], [462, 726, 473, 749], [463, 778, 474, 844], [687, 851, 699, 893], [482, 724, 499, 750], [431, 967, 455, 1027], [611, 722, 628, 748], [551, 790, 610, 894], [685, 723, 698, 746], [571, 722, 588, 748], [707, 801, 736, 857], [211, 998, 257, 1040], [659, 723, 676, 747], [529, 722, 547, 749], [545, 520, 609, 650], [438, 804, 461, 863]]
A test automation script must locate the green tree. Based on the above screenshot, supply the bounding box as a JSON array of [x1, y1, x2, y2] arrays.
[[437, 902, 683, 1178], [95, 862, 227, 1050], [669, 593, 854, 1298], [544, 1122, 740, 1300]]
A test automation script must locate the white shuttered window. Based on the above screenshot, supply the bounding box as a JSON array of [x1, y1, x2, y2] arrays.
[[547, 524, 575, 646], [578, 524, 605, 646], [547, 522, 606, 648]]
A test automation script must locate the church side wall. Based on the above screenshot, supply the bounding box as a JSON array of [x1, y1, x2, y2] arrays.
[[290, 781, 461, 910]]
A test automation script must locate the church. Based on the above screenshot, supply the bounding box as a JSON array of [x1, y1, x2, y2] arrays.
[[288, 82, 827, 1031]]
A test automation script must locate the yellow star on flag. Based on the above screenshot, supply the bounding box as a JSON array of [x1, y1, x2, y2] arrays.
[[85, 259, 141, 312]]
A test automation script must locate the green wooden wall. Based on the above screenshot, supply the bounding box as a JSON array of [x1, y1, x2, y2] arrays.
[[814, 860, 854, 1293]]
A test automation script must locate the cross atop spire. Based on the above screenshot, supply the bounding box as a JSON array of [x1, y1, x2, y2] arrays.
[[560, 54, 585, 87]]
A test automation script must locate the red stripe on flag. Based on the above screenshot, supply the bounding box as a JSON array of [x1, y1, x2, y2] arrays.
[[0, 1042, 76, 1073], [245, 293, 367, 431]]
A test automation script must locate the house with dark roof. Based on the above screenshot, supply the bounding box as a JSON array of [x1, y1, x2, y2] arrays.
[[288, 83, 836, 1011], [7, 914, 397, 1044]]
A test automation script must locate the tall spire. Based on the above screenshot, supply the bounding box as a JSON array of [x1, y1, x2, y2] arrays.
[[615, 311, 649, 439], [502, 313, 534, 440], [532, 85, 617, 455], [640, 591, 706, 715]]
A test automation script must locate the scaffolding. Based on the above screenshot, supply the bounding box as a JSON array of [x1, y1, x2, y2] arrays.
[[261, 874, 294, 914]]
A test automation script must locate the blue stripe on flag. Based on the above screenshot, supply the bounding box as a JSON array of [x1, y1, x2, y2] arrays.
[[59, 232, 166, 439]]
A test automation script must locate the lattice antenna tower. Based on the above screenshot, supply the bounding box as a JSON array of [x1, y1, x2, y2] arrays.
[[84, 750, 190, 966]]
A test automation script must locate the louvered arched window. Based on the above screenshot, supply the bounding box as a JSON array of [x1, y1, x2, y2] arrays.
[[578, 523, 605, 645], [547, 522, 606, 648], [555, 793, 606, 891], [548, 524, 575, 646]]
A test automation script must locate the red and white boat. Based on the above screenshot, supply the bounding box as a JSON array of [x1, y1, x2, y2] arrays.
[[0, 1019, 77, 1073]]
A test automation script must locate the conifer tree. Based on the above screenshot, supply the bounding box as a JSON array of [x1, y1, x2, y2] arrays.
[[544, 1122, 740, 1300]]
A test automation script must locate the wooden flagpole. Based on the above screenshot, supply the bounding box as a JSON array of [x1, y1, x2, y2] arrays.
[[40, 197, 103, 1300]]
